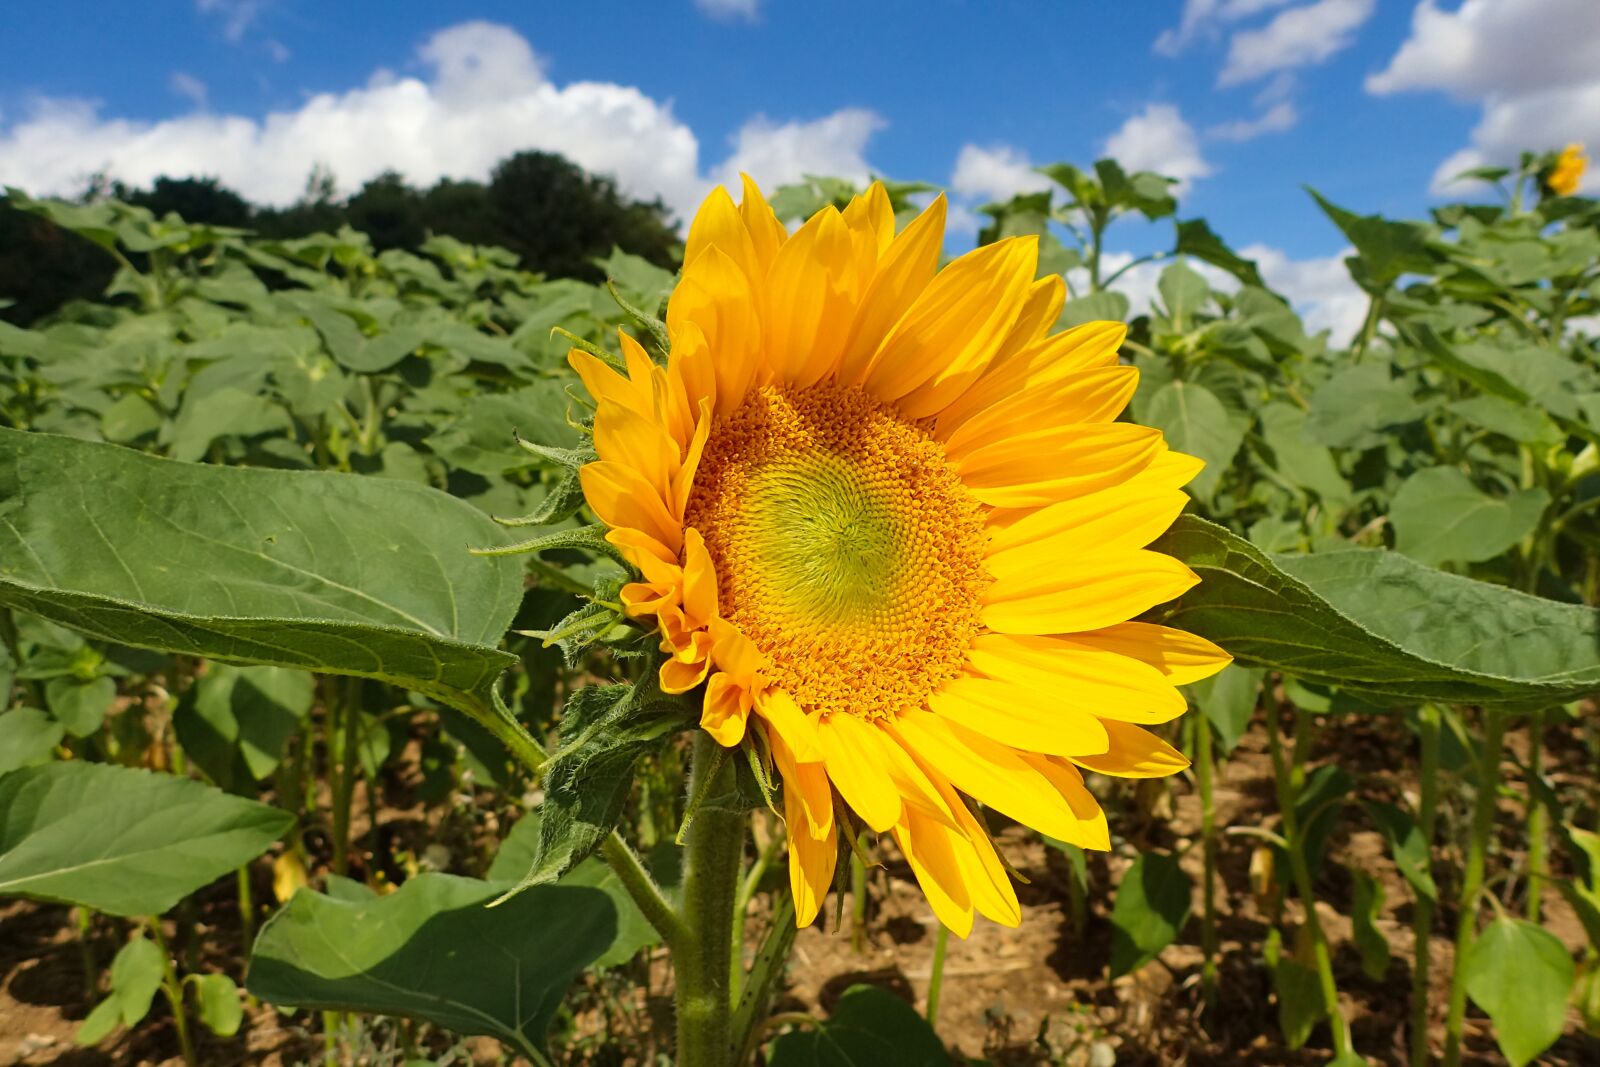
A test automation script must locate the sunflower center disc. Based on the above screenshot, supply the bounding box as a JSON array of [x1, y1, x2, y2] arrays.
[[685, 382, 991, 720]]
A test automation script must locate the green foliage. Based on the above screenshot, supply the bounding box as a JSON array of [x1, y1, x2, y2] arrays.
[[246, 873, 616, 1058], [0, 761, 292, 915], [1108, 851, 1192, 978], [766, 984, 948, 1067], [1462, 917, 1576, 1066]]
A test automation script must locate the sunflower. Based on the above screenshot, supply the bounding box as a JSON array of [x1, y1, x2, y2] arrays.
[[1547, 143, 1587, 198], [572, 177, 1230, 935]]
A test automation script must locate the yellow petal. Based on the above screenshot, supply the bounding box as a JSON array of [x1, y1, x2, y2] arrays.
[[890, 807, 974, 937], [681, 528, 718, 626], [1071, 720, 1190, 779], [770, 725, 834, 840], [569, 348, 651, 421], [1015, 754, 1111, 850], [817, 712, 902, 832], [738, 173, 788, 276], [984, 481, 1190, 563], [889, 710, 1087, 841], [785, 800, 837, 927], [708, 617, 763, 683], [957, 423, 1165, 509], [764, 206, 856, 388], [579, 461, 681, 554], [925, 676, 1110, 757], [836, 195, 946, 384], [928, 774, 1022, 927], [936, 320, 1126, 436], [942, 366, 1140, 458], [667, 246, 764, 416], [756, 687, 822, 763], [661, 630, 713, 695], [842, 180, 895, 256], [593, 403, 677, 502], [1140, 448, 1207, 490], [702, 672, 753, 747], [606, 527, 678, 570], [866, 237, 1038, 418], [1070, 621, 1233, 686], [982, 549, 1199, 634], [684, 184, 762, 293], [964, 633, 1187, 725]]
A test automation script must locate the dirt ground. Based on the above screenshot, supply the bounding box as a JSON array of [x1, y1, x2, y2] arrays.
[[4, 713, 1599, 1067]]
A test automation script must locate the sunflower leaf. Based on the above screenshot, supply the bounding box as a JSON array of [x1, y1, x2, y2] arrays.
[[1151, 516, 1600, 709]]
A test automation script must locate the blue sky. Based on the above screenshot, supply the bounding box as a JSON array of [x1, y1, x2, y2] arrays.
[[3, 0, 1596, 337]]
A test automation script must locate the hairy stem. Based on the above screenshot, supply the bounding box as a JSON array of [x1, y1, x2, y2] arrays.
[[1444, 709, 1508, 1067], [675, 733, 745, 1067], [1408, 705, 1442, 1067]]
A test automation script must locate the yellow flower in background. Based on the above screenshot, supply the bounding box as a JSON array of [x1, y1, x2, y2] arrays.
[[572, 177, 1230, 935], [1548, 143, 1587, 197]]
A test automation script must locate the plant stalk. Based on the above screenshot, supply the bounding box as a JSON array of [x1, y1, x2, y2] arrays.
[[675, 733, 745, 1067], [1443, 709, 1508, 1067], [1409, 704, 1442, 1067], [926, 923, 949, 1029], [1525, 709, 1548, 922], [148, 919, 196, 1067], [1196, 713, 1219, 1012], [1267, 704, 1352, 1058]]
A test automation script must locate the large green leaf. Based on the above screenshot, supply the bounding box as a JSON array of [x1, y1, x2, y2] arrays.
[[1389, 467, 1549, 567], [1152, 516, 1600, 708], [0, 761, 293, 916], [1462, 916, 1575, 1067], [487, 810, 677, 968], [246, 873, 615, 1058], [0, 428, 523, 725], [767, 984, 949, 1067]]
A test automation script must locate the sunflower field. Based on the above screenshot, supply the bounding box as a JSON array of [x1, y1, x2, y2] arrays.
[[1, 146, 1599, 1067]]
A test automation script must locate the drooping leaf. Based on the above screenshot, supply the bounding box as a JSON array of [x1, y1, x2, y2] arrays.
[[517, 678, 694, 890], [189, 972, 244, 1037], [173, 665, 314, 791], [1363, 800, 1438, 903], [1462, 916, 1575, 1067], [1174, 218, 1264, 287], [1184, 664, 1261, 753], [488, 810, 677, 968], [1143, 380, 1244, 500], [1151, 516, 1600, 709], [246, 873, 615, 1058], [1389, 467, 1549, 568], [77, 935, 167, 1044], [0, 708, 65, 773], [1308, 189, 1435, 289], [767, 983, 949, 1067], [1109, 851, 1192, 978], [1349, 868, 1390, 981], [0, 762, 293, 916], [0, 428, 524, 729]]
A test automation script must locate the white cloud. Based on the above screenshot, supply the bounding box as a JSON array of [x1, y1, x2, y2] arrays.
[[196, 0, 266, 43], [264, 38, 291, 63], [1101, 104, 1212, 193], [1367, 0, 1600, 194], [1155, 0, 1294, 56], [0, 21, 884, 224], [1208, 100, 1299, 141], [695, 0, 760, 20], [1241, 243, 1365, 342], [715, 109, 883, 193], [169, 72, 208, 110], [949, 144, 1053, 203], [1219, 0, 1376, 86]]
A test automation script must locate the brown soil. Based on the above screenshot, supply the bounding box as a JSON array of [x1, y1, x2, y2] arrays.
[[4, 713, 1599, 1066]]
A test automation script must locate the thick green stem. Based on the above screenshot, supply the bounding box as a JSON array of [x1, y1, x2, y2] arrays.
[[1409, 705, 1442, 1067], [1267, 705, 1352, 1058], [236, 865, 255, 953], [600, 832, 685, 946], [926, 923, 949, 1028], [148, 920, 196, 1067], [1525, 709, 1548, 922], [675, 734, 745, 1067], [850, 846, 868, 953], [1197, 714, 1219, 1012], [1444, 709, 1508, 1067]]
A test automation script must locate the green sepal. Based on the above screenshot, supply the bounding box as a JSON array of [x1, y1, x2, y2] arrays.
[[606, 279, 671, 354]]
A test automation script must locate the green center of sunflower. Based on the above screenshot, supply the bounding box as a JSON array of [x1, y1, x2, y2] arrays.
[[684, 382, 991, 720]]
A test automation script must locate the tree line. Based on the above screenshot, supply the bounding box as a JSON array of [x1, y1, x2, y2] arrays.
[[0, 150, 682, 325]]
